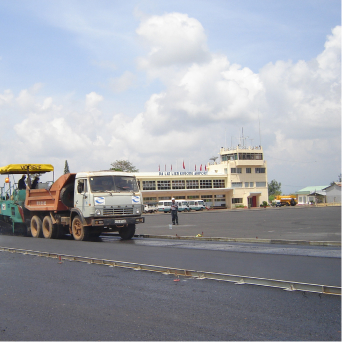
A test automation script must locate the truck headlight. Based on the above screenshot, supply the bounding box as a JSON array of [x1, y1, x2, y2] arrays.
[[95, 209, 101, 216]]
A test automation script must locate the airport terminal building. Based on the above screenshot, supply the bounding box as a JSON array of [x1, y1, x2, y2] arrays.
[[135, 144, 268, 209]]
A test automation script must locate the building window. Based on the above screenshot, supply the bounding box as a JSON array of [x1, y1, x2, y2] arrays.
[[232, 198, 243, 204], [175, 196, 186, 199], [201, 195, 212, 202], [159, 196, 171, 200], [186, 180, 199, 189], [246, 168, 251, 173], [232, 182, 243, 188], [256, 182, 266, 187], [144, 197, 157, 201], [157, 180, 171, 190], [222, 154, 237, 161], [142, 181, 156, 190], [250, 182, 254, 187], [172, 180, 185, 189], [238, 153, 263, 160], [231, 168, 242, 173], [245, 182, 249, 187], [200, 179, 212, 188], [187, 195, 199, 199], [255, 168, 266, 173], [143, 197, 157, 203], [213, 179, 225, 188]]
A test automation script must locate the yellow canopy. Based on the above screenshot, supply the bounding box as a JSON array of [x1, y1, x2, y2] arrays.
[[0, 164, 54, 174]]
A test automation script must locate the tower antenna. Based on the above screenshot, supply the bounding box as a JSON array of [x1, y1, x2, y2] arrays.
[[258, 114, 262, 146]]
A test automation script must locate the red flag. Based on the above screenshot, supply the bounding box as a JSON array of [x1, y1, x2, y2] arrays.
[[158, 165, 160, 171], [165, 164, 166, 171], [195, 165, 196, 171], [200, 164, 202, 171], [205, 165, 207, 171], [183, 160, 185, 169], [171, 165, 172, 171]]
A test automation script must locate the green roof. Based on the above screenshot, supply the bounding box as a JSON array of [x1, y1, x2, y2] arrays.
[[295, 185, 329, 195]]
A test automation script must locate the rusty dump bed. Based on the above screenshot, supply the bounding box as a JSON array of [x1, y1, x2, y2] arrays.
[[25, 173, 76, 212]]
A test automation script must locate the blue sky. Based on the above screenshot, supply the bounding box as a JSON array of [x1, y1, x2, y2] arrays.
[[0, 0, 340, 194]]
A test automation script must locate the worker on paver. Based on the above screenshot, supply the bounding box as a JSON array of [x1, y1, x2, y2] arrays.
[[170, 198, 178, 225]]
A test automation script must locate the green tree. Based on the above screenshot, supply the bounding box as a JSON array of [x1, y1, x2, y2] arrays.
[[64, 160, 70, 174], [268, 179, 281, 197], [110, 160, 138, 172]]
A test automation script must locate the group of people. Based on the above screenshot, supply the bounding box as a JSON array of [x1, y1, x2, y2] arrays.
[[18, 175, 40, 190]]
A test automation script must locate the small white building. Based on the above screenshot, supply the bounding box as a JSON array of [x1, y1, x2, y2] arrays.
[[295, 186, 329, 205], [323, 182, 341, 203]]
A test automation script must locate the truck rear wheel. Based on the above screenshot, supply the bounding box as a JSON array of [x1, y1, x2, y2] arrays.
[[42, 216, 57, 239], [119, 224, 135, 240], [30, 216, 42, 238], [72, 215, 90, 241]]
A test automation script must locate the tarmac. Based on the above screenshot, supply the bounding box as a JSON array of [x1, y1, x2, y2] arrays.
[[134, 206, 342, 247]]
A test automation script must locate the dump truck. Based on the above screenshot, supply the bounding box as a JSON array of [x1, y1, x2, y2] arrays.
[[0, 164, 144, 241], [274, 195, 297, 207]]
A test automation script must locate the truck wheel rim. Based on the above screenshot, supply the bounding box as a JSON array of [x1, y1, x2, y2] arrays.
[[31, 222, 38, 236], [73, 220, 82, 238]]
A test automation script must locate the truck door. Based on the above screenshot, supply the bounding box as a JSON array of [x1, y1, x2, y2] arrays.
[[74, 179, 89, 214]]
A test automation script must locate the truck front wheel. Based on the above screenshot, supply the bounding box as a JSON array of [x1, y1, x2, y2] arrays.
[[42, 216, 57, 239], [72, 215, 90, 241], [119, 224, 136, 240], [30, 216, 42, 238]]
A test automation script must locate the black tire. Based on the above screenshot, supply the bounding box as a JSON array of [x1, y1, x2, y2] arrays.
[[30, 215, 42, 238], [119, 224, 135, 240], [72, 215, 90, 241], [42, 216, 58, 239], [60, 183, 74, 208], [90, 227, 103, 240], [14, 223, 28, 236]]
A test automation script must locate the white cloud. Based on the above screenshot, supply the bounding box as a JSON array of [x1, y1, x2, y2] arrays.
[[259, 25, 341, 140], [0, 89, 14, 105], [0, 10, 340, 190], [136, 12, 210, 68], [109, 71, 136, 92], [85, 91, 103, 109], [316, 25, 341, 81]]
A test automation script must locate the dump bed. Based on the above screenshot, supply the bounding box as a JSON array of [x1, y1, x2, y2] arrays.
[[25, 173, 76, 212]]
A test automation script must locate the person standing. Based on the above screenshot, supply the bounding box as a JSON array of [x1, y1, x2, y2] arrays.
[[170, 198, 178, 225], [31, 176, 39, 189], [18, 175, 26, 190]]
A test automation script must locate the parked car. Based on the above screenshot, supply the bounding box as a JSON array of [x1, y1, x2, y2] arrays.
[[144, 203, 158, 213], [188, 200, 206, 211]]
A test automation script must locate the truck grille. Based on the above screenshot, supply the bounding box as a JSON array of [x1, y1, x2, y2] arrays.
[[103, 207, 134, 216]]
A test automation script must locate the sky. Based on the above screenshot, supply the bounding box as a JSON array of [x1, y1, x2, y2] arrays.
[[0, 0, 340, 194]]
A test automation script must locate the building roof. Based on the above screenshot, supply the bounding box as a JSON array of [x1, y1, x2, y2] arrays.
[[295, 185, 329, 195], [323, 182, 342, 190]]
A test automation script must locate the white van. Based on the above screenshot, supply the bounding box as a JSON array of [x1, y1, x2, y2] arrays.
[[158, 200, 172, 213], [176, 200, 190, 212], [188, 200, 206, 211]]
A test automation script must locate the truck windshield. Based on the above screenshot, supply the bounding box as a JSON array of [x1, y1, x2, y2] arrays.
[[89, 176, 139, 193]]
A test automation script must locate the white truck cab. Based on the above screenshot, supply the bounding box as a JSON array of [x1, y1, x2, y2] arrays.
[[72, 171, 144, 239]]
